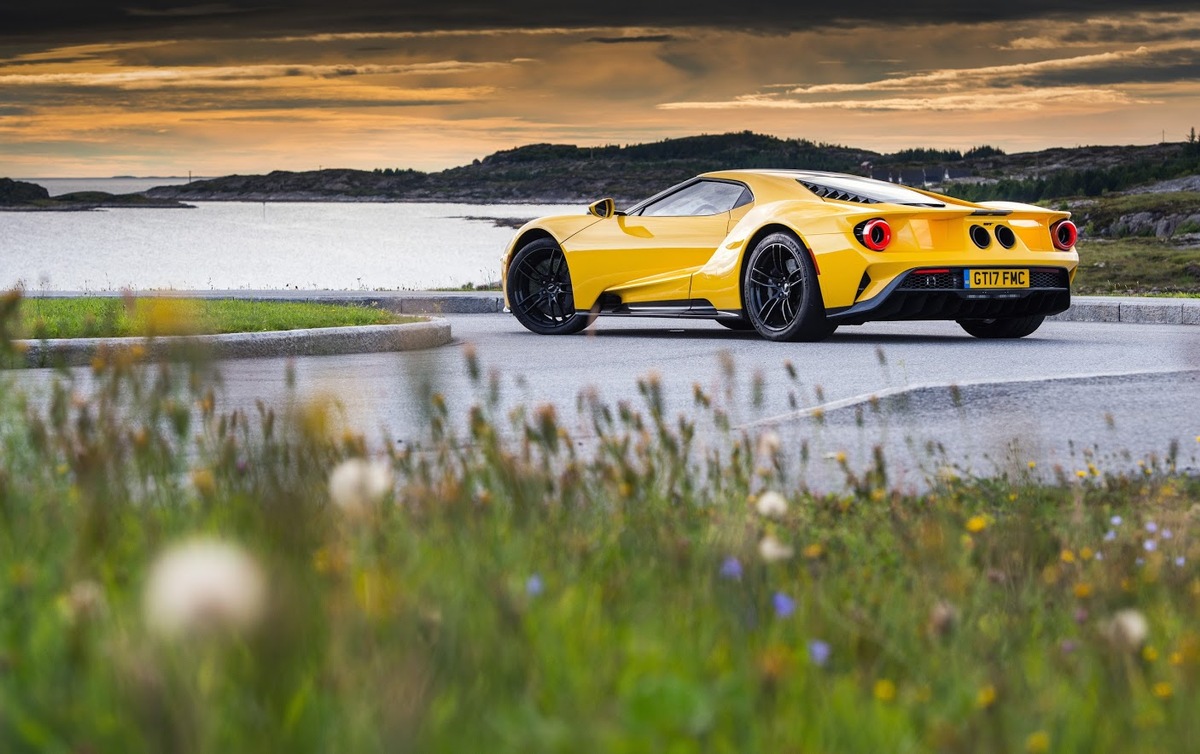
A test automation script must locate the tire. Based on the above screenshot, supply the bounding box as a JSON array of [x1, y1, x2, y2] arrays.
[[957, 315, 1045, 339], [507, 238, 590, 335], [742, 232, 836, 342], [716, 317, 756, 331]]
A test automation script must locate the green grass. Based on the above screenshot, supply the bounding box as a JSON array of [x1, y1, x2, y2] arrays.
[[15, 297, 413, 339], [1073, 238, 1200, 295], [2, 311, 1200, 752]]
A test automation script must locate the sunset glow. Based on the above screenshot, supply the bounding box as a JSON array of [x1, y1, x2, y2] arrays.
[[2, 5, 1198, 176]]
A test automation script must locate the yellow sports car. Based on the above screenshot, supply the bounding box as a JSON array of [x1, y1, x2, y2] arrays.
[[502, 170, 1078, 341]]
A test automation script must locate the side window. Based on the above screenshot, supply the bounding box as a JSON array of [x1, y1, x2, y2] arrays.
[[639, 180, 750, 217]]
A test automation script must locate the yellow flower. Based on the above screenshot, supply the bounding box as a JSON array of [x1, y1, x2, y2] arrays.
[[873, 679, 897, 702], [976, 684, 997, 708], [1075, 470, 1088, 479], [1152, 681, 1173, 699], [1026, 731, 1050, 753], [1170, 651, 1184, 666], [965, 516, 988, 533], [834, 450, 847, 464], [1143, 645, 1159, 663], [1061, 549, 1076, 564], [1080, 547, 1094, 561], [190, 468, 216, 498], [1027, 461, 1037, 469], [1074, 583, 1092, 599], [803, 543, 824, 560]]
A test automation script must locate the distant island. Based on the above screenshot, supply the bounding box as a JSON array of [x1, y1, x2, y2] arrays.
[[0, 177, 192, 211], [5, 131, 1199, 210]]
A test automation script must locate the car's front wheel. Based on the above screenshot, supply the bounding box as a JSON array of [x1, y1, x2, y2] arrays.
[[742, 232, 836, 342], [507, 238, 590, 335], [957, 315, 1045, 339]]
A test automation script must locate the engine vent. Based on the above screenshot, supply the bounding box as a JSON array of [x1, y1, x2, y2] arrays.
[[798, 180, 880, 204]]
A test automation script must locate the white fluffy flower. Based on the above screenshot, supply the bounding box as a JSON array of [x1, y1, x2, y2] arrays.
[[143, 538, 266, 639], [1103, 608, 1149, 652], [328, 458, 394, 517], [755, 490, 788, 518], [758, 534, 794, 563], [756, 432, 781, 457]]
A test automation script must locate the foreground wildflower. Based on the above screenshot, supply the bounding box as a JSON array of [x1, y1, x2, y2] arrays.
[[1103, 608, 1149, 653], [773, 592, 796, 618], [719, 557, 743, 581], [525, 574, 544, 597], [758, 535, 794, 563], [807, 640, 831, 667], [965, 515, 988, 533], [328, 458, 394, 517], [755, 490, 788, 518], [143, 538, 266, 639]]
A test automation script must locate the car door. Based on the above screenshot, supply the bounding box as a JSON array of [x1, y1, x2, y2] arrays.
[[565, 179, 752, 310]]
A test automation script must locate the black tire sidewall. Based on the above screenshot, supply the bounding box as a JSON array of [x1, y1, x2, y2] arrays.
[[742, 232, 832, 342], [507, 239, 589, 335]]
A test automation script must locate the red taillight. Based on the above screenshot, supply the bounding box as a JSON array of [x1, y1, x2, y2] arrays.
[[1051, 220, 1078, 251], [858, 218, 892, 251]]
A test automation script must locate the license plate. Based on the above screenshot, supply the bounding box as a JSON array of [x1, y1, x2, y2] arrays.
[[964, 269, 1029, 289]]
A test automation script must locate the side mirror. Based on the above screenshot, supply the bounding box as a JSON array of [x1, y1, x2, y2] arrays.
[[587, 198, 616, 219]]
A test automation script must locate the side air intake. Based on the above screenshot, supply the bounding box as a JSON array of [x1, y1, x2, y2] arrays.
[[798, 180, 880, 205]]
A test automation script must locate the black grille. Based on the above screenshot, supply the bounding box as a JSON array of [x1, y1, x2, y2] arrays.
[[1030, 268, 1069, 288], [900, 271, 959, 290], [798, 180, 879, 204]]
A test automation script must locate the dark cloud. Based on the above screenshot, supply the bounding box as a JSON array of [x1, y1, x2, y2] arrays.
[[586, 35, 676, 44], [4, 0, 1200, 45]]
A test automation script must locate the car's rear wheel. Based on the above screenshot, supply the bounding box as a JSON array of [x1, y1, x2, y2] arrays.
[[743, 232, 836, 342], [957, 315, 1045, 339], [507, 239, 590, 335]]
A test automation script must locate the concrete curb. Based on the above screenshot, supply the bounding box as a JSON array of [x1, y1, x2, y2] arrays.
[[13, 319, 451, 368], [1049, 297, 1200, 326], [25, 291, 1200, 326]]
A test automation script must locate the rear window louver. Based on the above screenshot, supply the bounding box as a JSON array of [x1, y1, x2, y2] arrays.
[[798, 180, 879, 204]]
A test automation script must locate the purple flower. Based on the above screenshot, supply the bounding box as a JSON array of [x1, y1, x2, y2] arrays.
[[1111, 515, 1123, 526], [808, 640, 832, 667], [773, 592, 796, 618], [1144, 540, 1158, 552], [526, 574, 544, 597], [1104, 530, 1117, 542], [1163, 529, 1173, 540], [1176, 556, 1186, 567], [1074, 608, 1089, 625], [1061, 639, 1078, 654], [1095, 552, 1104, 561], [719, 557, 743, 581], [1145, 522, 1158, 533]]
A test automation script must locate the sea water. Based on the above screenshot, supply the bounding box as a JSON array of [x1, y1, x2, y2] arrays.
[[0, 197, 579, 291]]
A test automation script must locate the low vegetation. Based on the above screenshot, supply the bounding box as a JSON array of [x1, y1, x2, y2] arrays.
[[1, 291, 1199, 752], [1074, 239, 1200, 295], [12, 297, 409, 339]]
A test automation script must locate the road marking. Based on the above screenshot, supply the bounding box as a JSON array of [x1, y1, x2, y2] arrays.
[[739, 368, 1200, 430]]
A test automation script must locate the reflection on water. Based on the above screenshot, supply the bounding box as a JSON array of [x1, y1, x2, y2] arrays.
[[1, 200, 579, 291]]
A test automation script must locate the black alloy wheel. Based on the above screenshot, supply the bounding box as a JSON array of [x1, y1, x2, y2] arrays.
[[743, 232, 836, 342], [507, 238, 590, 335], [957, 315, 1045, 339]]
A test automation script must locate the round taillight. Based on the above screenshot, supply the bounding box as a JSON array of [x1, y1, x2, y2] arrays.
[[859, 218, 892, 251], [1051, 220, 1078, 251]]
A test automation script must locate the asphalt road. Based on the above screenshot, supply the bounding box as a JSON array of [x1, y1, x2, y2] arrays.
[[9, 315, 1200, 490]]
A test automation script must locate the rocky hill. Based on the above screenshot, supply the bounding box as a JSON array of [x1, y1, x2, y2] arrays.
[[130, 130, 1200, 205]]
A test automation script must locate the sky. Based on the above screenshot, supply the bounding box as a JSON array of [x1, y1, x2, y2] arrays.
[[1, 1, 1199, 176]]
